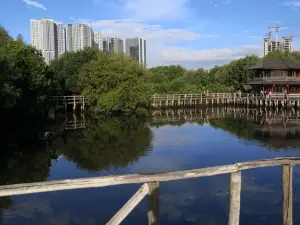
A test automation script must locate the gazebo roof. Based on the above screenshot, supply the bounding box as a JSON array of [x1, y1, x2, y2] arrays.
[[249, 58, 300, 70]]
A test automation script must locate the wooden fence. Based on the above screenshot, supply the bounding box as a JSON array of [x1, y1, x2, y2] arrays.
[[0, 157, 298, 225], [49, 96, 85, 111]]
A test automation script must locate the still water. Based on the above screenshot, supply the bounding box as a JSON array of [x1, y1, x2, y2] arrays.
[[1, 108, 300, 225]]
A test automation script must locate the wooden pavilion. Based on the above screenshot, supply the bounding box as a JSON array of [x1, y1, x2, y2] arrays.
[[247, 58, 300, 93]]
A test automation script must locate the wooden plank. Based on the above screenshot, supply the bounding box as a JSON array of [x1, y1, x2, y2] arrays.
[[283, 165, 293, 225], [0, 157, 300, 197], [228, 171, 241, 225], [148, 182, 160, 225], [106, 183, 149, 225]]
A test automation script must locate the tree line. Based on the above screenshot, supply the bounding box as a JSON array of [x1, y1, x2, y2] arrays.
[[2, 26, 300, 114]]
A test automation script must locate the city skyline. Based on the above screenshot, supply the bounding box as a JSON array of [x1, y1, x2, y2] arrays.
[[3, 0, 300, 68], [30, 19, 147, 65]]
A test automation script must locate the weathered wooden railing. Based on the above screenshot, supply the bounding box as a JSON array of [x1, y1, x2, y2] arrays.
[[151, 93, 300, 108], [0, 157, 298, 225], [49, 96, 85, 111]]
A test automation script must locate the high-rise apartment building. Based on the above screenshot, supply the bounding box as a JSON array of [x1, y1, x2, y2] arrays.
[[103, 37, 124, 53], [125, 38, 146, 65], [264, 37, 292, 56], [94, 32, 104, 50], [65, 24, 93, 52], [54, 22, 64, 59], [30, 19, 64, 63]]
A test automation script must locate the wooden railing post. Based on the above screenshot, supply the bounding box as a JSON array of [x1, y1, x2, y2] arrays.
[[148, 182, 160, 225], [228, 171, 241, 225], [283, 165, 293, 225]]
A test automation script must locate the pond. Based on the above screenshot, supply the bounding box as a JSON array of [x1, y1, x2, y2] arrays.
[[1, 107, 300, 225]]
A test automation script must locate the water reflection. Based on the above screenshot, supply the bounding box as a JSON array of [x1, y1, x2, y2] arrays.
[[1, 109, 300, 225], [151, 108, 300, 149], [0, 115, 58, 224], [54, 115, 153, 171]]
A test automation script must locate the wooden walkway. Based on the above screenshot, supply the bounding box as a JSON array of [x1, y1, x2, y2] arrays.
[[49, 93, 300, 111], [0, 157, 297, 225], [151, 93, 300, 108], [49, 96, 85, 111]]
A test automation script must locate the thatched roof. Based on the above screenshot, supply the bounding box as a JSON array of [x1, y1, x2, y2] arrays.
[[249, 58, 300, 70]]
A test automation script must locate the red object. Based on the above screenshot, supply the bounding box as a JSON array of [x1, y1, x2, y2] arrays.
[[272, 84, 275, 87], [287, 85, 289, 87]]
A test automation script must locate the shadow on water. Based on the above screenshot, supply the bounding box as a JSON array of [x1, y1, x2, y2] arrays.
[[0, 114, 58, 224], [53, 114, 153, 171], [1, 108, 300, 225]]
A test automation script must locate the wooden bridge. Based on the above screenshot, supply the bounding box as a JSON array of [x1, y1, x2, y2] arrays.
[[49, 93, 300, 111], [49, 96, 85, 111], [151, 93, 300, 108], [0, 157, 297, 225]]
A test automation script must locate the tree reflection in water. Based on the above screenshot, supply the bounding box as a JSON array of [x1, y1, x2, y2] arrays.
[[55, 115, 153, 171], [0, 115, 58, 223], [151, 107, 300, 150]]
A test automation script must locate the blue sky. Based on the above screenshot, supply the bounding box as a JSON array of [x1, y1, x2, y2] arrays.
[[2, 0, 300, 68]]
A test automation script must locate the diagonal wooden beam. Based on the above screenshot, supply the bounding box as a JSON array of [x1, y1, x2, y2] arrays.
[[106, 183, 149, 225]]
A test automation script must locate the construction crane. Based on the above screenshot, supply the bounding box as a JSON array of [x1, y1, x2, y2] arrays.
[[268, 23, 300, 48], [265, 31, 272, 38], [283, 34, 300, 40]]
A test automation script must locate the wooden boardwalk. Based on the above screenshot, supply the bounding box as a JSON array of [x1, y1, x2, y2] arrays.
[[49, 96, 85, 111], [49, 93, 300, 111], [151, 93, 300, 108], [0, 157, 297, 225]]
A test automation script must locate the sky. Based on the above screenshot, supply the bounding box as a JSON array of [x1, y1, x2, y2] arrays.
[[1, 0, 300, 68]]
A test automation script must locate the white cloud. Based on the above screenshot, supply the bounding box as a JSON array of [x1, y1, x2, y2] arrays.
[[284, 2, 300, 7], [210, 0, 232, 7], [74, 18, 221, 67], [122, 0, 191, 21], [23, 0, 46, 10], [161, 45, 263, 62], [73, 18, 262, 68]]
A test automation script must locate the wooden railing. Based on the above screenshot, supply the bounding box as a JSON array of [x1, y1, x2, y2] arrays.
[[49, 96, 85, 111], [253, 76, 300, 81], [0, 157, 298, 225]]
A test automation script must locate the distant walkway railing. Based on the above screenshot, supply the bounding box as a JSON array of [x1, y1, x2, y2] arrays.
[[49, 93, 300, 110], [151, 93, 300, 108], [0, 157, 298, 225]]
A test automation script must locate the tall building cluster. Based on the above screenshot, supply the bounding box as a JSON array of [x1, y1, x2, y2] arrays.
[[263, 37, 292, 56], [30, 19, 147, 66], [30, 19, 64, 63]]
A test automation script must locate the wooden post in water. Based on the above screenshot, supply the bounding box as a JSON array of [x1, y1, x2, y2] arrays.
[[228, 171, 241, 225], [283, 165, 293, 225], [148, 182, 160, 225]]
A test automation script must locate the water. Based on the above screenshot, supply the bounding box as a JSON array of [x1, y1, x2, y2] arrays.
[[1, 108, 300, 225]]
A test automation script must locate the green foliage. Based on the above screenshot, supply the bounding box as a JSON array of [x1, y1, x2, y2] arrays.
[[78, 52, 152, 113], [149, 55, 259, 94], [0, 27, 52, 112], [50, 47, 98, 95], [264, 50, 300, 64]]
